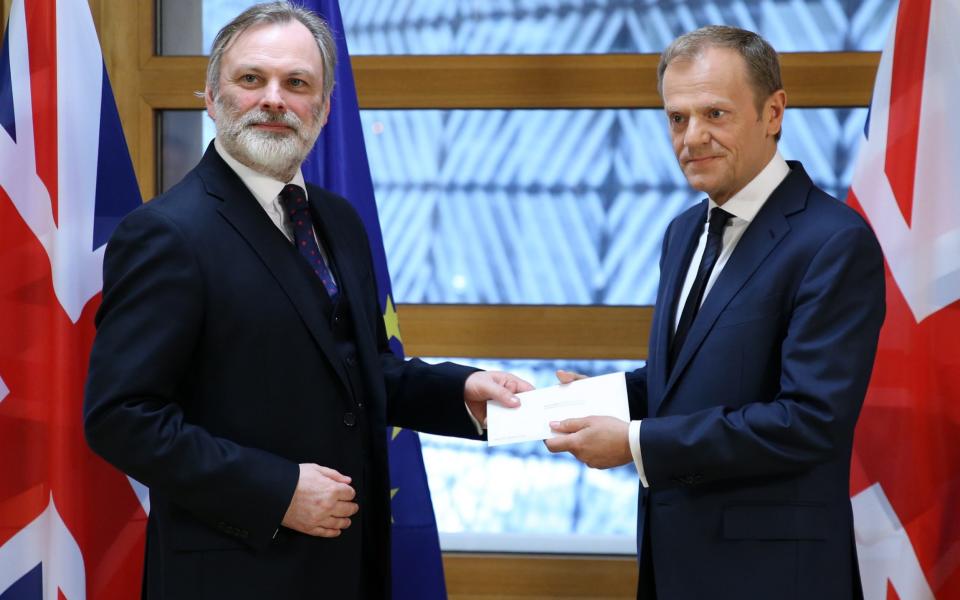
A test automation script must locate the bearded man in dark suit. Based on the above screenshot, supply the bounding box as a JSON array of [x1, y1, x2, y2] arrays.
[[84, 3, 530, 598]]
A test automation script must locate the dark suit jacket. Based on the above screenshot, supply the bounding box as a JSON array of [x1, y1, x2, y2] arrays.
[[84, 145, 479, 599], [626, 162, 885, 599]]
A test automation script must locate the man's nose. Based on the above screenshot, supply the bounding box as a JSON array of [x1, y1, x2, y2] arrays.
[[683, 117, 710, 146], [260, 81, 286, 112]]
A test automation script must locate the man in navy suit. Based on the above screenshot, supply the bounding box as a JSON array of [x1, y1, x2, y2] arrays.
[[83, 3, 529, 599], [547, 26, 885, 599]]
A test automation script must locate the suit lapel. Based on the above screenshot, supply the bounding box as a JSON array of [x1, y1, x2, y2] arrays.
[[659, 164, 811, 410], [648, 202, 705, 414], [197, 146, 352, 394], [308, 193, 374, 350], [309, 190, 383, 407]]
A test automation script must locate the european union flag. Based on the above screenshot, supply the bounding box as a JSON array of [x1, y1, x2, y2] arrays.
[[298, 2, 447, 598]]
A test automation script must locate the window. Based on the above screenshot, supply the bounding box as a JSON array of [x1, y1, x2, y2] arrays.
[[159, 0, 896, 55], [161, 105, 868, 550], [133, 0, 883, 561]]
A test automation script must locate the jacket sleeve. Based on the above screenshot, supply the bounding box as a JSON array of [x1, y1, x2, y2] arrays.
[[83, 207, 298, 549], [639, 222, 885, 487], [373, 286, 480, 439], [626, 366, 648, 420]]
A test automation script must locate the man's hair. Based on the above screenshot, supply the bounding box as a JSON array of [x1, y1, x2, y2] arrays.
[[657, 26, 783, 140], [206, 1, 336, 101]]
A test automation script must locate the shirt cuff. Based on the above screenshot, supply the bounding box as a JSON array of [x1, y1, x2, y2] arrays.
[[628, 420, 649, 488], [464, 401, 484, 435]]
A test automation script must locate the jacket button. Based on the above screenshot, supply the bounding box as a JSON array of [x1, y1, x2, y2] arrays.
[[343, 412, 356, 426], [345, 355, 357, 366]]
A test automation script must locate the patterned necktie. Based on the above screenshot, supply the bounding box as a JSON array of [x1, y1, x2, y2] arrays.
[[669, 206, 732, 370], [279, 184, 339, 300]]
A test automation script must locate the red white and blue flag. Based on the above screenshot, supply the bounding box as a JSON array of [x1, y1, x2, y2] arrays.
[[0, 0, 145, 598], [849, 0, 960, 598]]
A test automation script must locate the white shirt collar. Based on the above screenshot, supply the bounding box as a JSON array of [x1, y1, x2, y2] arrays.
[[708, 151, 790, 223], [214, 138, 307, 207]]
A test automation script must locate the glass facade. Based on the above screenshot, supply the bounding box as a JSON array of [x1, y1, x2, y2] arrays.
[[159, 0, 896, 55], [362, 108, 866, 305], [162, 107, 868, 306]]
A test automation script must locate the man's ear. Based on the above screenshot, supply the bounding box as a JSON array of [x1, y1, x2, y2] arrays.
[[765, 89, 787, 137], [205, 87, 217, 120], [321, 97, 331, 127]]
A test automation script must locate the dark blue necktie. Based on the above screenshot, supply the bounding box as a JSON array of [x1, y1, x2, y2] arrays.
[[279, 184, 339, 301], [670, 206, 732, 369]]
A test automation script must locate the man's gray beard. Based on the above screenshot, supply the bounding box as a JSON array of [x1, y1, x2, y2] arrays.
[[214, 96, 322, 182]]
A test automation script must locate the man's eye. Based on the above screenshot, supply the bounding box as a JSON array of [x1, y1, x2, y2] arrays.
[[241, 74, 258, 84], [289, 78, 305, 88], [670, 114, 684, 124], [710, 109, 724, 118]]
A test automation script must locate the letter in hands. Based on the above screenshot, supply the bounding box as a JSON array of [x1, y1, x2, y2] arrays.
[[544, 370, 633, 469], [282, 464, 359, 538]]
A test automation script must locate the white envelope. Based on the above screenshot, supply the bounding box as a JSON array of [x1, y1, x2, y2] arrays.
[[486, 372, 630, 447]]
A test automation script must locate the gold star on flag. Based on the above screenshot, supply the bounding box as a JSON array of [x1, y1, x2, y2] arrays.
[[390, 487, 399, 523], [383, 294, 402, 344], [392, 426, 402, 440]]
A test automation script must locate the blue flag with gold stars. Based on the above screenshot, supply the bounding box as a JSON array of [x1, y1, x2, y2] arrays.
[[298, 1, 447, 598]]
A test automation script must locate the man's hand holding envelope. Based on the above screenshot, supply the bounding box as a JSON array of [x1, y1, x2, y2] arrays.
[[487, 371, 633, 469]]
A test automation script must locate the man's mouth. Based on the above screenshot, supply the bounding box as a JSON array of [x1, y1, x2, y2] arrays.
[[684, 155, 719, 166], [250, 122, 294, 133]]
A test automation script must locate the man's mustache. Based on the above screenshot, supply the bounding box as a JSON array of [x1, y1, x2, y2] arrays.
[[239, 110, 302, 132]]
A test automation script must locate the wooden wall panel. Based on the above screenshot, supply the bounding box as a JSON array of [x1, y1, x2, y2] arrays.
[[398, 304, 651, 360], [133, 53, 879, 114], [353, 52, 878, 109], [780, 52, 878, 107], [443, 554, 637, 599], [86, 0, 155, 199]]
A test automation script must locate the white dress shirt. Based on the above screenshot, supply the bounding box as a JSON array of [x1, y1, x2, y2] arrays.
[[214, 139, 337, 283], [629, 152, 791, 487]]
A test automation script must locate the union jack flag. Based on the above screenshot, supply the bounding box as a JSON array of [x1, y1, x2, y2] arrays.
[[849, 0, 960, 598], [0, 0, 145, 598]]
